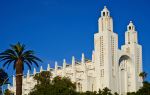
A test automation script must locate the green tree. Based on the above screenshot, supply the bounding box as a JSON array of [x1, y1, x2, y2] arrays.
[[101, 87, 112, 95], [0, 68, 9, 94], [139, 72, 147, 81], [127, 92, 136, 95], [29, 71, 77, 95], [0, 42, 42, 95], [79, 91, 97, 95], [29, 71, 53, 95], [113, 92, 119, 95], [34, 71, 52, 84], [136, 81, 150, 95], [51, 76, 76, 95], [97, 89, 102, 95]]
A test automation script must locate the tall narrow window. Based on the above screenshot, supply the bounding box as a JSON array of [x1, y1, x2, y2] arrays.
[[103, 12, 105, 16], [111, 36, 115, 66], [107, 12, 108, 16], [101, 69, 104, 77], [128, 32, 130, 44], [129, 26, 131, 30], [134, 32, 137, 43], [100, 36, 104, 66]]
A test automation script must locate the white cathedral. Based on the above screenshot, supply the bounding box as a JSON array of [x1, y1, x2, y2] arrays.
[[9, 6, 143, 95]]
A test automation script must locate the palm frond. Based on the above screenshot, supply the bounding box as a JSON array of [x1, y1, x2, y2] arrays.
[[13, 62, 16, 70], [10, 42, 25, 57], [4, 49, 17, 57], [25, 61, 32, 70], [22, 50, 42, 68], [30, 59, 40, 67], [29, 55, 42, 62], [0, 55, 16, 62], [25, 58, 39, 67], [22, 50, 34, 57], [0, 42, 42, 71], [6, 60, 15, 69], [0, 55, 10, 59], [18, 44, 25, 56], [2, 59, 14, 67], [0, 57, 12, 62]]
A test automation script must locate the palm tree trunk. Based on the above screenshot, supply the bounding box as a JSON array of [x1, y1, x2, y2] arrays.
[[16, 59, 23, 95]]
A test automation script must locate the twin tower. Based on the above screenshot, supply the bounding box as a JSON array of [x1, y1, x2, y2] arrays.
[[94, 6, 143, 94], [9, 6, 143, 95]]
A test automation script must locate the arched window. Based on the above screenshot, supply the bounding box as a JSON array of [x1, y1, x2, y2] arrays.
[[103, 12, 105, 16], [129, 26, 131, 30], [107, 12, 108, 16]]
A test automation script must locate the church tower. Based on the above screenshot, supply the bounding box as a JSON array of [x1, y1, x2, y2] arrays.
[[94, 6, 118, 92], [121, 21, 143, 91], [125, 21, 138, 44]]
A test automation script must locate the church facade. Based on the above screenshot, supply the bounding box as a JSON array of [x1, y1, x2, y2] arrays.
[[9, 6, 143, 95]]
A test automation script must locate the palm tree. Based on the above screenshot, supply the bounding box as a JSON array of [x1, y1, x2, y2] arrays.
[[139, 72, 147, 82], [0, 42, 42, 95]]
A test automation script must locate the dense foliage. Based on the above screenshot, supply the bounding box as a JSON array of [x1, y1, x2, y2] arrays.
[[29, 71, 77, 95], [127, 81, 150, 95], [0, 69, 9, 94], [78, 88, 119, 95]]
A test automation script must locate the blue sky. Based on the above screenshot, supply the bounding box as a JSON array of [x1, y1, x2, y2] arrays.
[[0, 0, 150, 82]]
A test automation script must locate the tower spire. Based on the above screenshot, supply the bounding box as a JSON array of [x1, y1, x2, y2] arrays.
[[72, 56, 75, 68], [33, 68, 36, 75], [98, 6, 113, 32], [101, 6, 110, 17], [81, 53, 85, 64], [127, 21, 135, 31], [40, 66, 43, 72], [125, 21, 138, 44], [63, 59, 66, 69], [47, 64, 50, 71]]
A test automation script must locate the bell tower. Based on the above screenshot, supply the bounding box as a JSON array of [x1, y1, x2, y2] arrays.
[[125, 21, 138, 44], [98, 6, 113, 33], [94, 6, 118, 93], [121, 21, 143, 91]]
